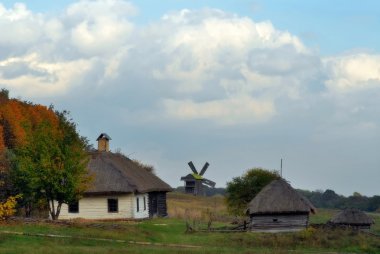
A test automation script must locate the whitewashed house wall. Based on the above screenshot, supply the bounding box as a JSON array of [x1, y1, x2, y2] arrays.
[[133, 193, 149, 219], [57, 194, 134, 220]]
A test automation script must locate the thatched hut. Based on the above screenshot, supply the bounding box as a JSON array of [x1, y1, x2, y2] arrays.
[[247, 179, 316, 232], [57, 133, 172, 220], [329, 208, 374, 230]]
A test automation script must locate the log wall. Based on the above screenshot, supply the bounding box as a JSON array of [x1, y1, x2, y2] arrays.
[[250, 213, 309, 232]]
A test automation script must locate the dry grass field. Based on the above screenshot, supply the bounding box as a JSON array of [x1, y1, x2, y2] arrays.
[[167, 192, 232, 221]]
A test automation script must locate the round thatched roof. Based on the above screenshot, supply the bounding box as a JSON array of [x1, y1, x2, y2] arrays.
[[330, 208, 374, 225], [247, 179, 316, 215]]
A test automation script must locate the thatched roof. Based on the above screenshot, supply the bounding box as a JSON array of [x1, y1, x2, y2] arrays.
[[86, 151, 172, 195], [247, 179, 316, 215], [330, 208, 374, 225]]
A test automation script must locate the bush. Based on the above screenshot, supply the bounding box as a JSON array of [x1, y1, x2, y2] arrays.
[[0, 195, 21, 220]]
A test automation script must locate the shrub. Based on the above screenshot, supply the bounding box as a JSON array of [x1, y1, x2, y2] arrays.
[[0, 195, 21, 220]]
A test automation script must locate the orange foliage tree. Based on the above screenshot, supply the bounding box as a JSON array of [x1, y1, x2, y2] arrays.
[[1, 89, 91, 219]]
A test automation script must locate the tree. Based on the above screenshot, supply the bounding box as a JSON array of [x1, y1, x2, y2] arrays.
[[226, 168, 280, 215], [11, 111, 92, 220], [368, 196, 380, 212], [0, 88, 9, 104]]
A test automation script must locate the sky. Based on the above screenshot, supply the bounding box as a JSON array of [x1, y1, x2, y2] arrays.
[[0, 0, 379, 196]]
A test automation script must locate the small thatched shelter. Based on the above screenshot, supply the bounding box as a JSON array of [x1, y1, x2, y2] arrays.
[[247, 179, 316, 232], [329, 208, 374, 230]]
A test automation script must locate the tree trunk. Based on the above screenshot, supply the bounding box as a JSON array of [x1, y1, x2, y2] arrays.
[[25, 202, 32, 217], [48, 199, 61, 220]]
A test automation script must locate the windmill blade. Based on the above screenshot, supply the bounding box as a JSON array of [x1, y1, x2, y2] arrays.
[[202, 178, 216, 188], [188, 161, 198, 174], [199, 162, 210, 176]]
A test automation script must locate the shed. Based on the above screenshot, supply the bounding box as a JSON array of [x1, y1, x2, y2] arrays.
[[247, 179, 316, 232], [329, 208, 374, 230]]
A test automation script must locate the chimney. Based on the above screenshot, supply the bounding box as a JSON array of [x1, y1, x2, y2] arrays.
[[96, 133, 111, 152]]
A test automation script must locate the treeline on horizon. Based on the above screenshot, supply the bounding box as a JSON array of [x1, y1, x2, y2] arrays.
[[175, 186, 380, 212], [298, 189, 380, 213]]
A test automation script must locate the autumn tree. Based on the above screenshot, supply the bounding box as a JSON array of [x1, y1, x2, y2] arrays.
[[226, 168, 280, 215], [11, 111, 91, 220]]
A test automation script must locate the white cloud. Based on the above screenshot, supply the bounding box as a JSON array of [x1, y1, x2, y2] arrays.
[[0, 53, 95, 97], [163, 96, 275, 125], [324, 53, 380, 92], [0, 0, 136, 99], [0, 3, 43, 48], [67, 0, 135, 56], [0, 1, 378, 128], [152, 9, 310, 95], [1, 1, 380, 195]]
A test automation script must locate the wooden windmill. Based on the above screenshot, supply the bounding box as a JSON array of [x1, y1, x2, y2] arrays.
[[180, 161, 216, 196]]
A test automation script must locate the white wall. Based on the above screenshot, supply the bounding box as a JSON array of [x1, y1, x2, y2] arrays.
[[57, 194, 134, 220], [133, 193, 149, 219]]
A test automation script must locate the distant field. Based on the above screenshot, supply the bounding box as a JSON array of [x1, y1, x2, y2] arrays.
[[0, 192, 379, 254]]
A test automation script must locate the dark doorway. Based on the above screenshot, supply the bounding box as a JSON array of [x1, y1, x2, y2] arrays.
[[150, 193, 158, 217], [148, 192, 168, 218]]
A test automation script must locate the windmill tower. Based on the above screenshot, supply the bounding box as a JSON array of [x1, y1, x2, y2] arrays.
[[180, 161, 216, 196]]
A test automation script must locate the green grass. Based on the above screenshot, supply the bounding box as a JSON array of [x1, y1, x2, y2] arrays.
[[0, 193, 379, 253], [1, 219, 379, 254]]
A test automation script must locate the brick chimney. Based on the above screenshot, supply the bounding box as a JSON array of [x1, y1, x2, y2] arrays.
[[96, 133, 111, 152]]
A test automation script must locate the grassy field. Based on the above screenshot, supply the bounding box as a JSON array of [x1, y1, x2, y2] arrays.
[[0, 192, 379, 254]]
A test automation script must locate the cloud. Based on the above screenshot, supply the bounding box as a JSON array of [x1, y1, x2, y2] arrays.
[[324, 53, 380, 93], [151, 9, 310, 94], [0, 1, 378, 128], [0, 53, 94, 97], [0, 0, 136, 98], [0, 3, 43, 55], [1, 1, 380, 195], [66, 0, 136, 56], [163, 96, 275, 124]]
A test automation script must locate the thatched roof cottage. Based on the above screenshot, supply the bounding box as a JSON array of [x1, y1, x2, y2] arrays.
[[57, 133, 172, 220], [329, 208, 374, 230], [247, 179, 316, 232]]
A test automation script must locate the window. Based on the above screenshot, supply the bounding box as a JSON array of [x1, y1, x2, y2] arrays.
[[68, 201, 79, 213], [136, 197, 140, 212], [143, 196, 146, 211], [108, 198, 118, 213]]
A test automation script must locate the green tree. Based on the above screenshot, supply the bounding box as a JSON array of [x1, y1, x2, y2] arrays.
[[226, 168, 280, 215], [368, 196, 380, 212], [0, 88, 9, 103], [11, 111, 91, 220]]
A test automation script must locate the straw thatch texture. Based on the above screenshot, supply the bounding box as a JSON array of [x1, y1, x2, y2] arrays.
[[247, 179, 316, 215], [86, 151, 172, 195], [330, 208, 374, 225]]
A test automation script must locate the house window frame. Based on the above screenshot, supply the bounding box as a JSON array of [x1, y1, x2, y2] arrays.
[[108, 198, 118, 213], [143, 196, 146, 211], [68, 201, 79, 213], [136, 197, 140, 212]]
